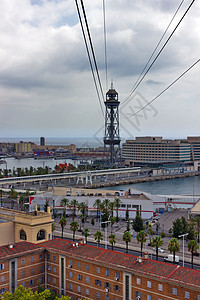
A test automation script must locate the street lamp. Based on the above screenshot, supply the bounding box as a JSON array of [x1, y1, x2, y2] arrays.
[[178, 233, 188, 267], [101, 220, 111, 250]]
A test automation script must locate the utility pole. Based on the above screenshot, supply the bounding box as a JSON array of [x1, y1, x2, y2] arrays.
[[179, 233, 188, 268]]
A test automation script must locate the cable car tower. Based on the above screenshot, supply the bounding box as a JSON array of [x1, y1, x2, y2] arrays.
[[104, 83, 121, 166]]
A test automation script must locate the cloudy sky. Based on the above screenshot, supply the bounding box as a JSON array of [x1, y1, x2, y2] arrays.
[[0, 0, 200, 142]]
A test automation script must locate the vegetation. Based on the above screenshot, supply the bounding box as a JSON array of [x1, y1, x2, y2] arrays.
[[94, 230, 103, 247], [187, 239, 199, 269], [83, 228, 90, 244], [123, 231, 131, 254], [152, 236, 164, 261], [70, 221, 79, 241], [109, 234, 116, 250], [59, 216, 67, 239], [168, 238, 180, 264], [137, 230, 147, 257], [114, 198, 121, 222], [69, 199, 78, 220], [132, 209, 144, 233], [60, 198, 69, 216]]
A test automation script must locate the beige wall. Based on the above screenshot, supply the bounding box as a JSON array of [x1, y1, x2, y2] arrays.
[[0, 222, 15, 246]]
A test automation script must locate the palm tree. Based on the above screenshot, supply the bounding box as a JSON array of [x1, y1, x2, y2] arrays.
[[19, 194, 26, 210], [70, 221, 79, 241], [109, 201, 115, 218], [93, 199, 102, 219], [78, 202, 88, 225], [137, 230, 147, 257], [152, 236, 164, 260], [110, 217, 116, 234], [109, 234, 116, 250], [187, 239, 199, 269], [168, 238, 180, 264], [83, 228, 90, 244], [123, 231, 131, 254], [147, 224, 154, 245], [59, 216, 67, 238], [102, 199, 110, 214], [195, 217, 200, 243], [60, 198, 69, 216], [69, 199, 78, 220], [94, 230, 103, 247], [114, 198, 121, 222]]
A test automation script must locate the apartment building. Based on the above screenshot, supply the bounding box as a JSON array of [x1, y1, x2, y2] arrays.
[[122, 137, 192, 166], [1, 238, 200, 299]]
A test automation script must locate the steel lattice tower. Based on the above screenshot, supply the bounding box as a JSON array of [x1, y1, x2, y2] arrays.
[[104, 83, 121, 166]]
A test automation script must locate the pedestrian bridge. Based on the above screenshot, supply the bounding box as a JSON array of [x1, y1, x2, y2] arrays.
[[0, 167, 141, 187]]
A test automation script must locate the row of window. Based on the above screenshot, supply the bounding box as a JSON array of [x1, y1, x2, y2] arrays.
[[21, 265, 44, 277], [68, 260, 119, 279], [21, 254, 43, 265], [68, 284, 119, 299], [47, 254, 56, 261], [20, 277, 44, 287], [47, 265, 56, 273], [136, 279, 199, 299]]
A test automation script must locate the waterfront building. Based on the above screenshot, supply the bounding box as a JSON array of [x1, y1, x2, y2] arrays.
[[0, 207, 53, 246], [15, 141, 34, 154], [122, 136, 195, 166], [1, 238, 200, 299]]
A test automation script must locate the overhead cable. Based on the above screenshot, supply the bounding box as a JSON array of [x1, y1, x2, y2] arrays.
[[75, 0, 104, 117], [127, 58, 200, 119], [122, 0, 196, 105], [122, 0, 186, 105], [103, 0, 108, 90]]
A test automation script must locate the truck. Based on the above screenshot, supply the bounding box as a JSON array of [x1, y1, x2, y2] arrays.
[[164, 254, 179, 263]]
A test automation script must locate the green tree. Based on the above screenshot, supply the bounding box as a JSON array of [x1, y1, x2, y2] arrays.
[[59, 216, 67, 239], [168, 237, 180, 264], [195, 216, 200, 243], [187, 219, 197, 241], [147, 224, 154, 245], [123, 231, 132, 254], [60, 198, 69, 216], [8, 188, 18, 200], [94, 230, 103, 247], [83, 228, 90, 244], [137, 230, 147, 257], [91, 217, 95, 226], [43, 199, 49, 212], [78, 202, 88, 225], [171, 218, 184, 238], [69, 199, 78, 220], [132, 210, 144, 233], [110, 217, 116, 234], [70, 220, 79, 241], [152, 236, 164, 261], [109, 201, 115, 218], [109, 234, 116, 250], [187, 239, 199, 269], [93, 199, 101, 219], [114, 198, 121, 222]]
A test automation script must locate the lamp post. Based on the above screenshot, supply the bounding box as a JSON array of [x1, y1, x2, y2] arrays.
[[178, 233, 188, 267], [101, 220, 111, 250]]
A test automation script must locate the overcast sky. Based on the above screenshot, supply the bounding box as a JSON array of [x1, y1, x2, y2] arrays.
[[0, 0, 200, 142]]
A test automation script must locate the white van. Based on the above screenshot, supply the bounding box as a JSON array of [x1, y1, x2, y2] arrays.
[[164, 254, 179, 263]]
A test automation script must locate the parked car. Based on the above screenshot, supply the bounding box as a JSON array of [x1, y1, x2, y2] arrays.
[[153, 247, 164, 253], [164, 254, 179, 263]]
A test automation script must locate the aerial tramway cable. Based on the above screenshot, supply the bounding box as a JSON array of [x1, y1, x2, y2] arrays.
[[102, 0, 108, 90], [127, 58, 200, 119], [122, 0, 196, 105]]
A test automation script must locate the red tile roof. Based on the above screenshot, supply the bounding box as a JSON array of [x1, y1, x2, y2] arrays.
[[0, 241, 43, 261], [40, 238, 200, 289]]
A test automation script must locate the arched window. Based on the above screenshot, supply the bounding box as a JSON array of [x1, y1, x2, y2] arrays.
[[37, 230, 45, 241], [20, 230, 27, 240]]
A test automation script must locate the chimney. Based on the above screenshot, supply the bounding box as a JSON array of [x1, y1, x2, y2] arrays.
[[47, 205, 51, 214], [34, 204, 37, 216]]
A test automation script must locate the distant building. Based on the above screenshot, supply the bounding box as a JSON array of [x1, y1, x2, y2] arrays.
[[15, 141, 34, 154], [40, 137, 45, 146], [122, 136, 200, 167]]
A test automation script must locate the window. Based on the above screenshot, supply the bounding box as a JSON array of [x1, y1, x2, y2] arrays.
[[86, 289, 89, 296], [158, 284, 163, 291], [137, 278, 141, 285], [135, 291, 142, 298], [69, 283, 73, 290], [78, 274, 82, 281], [78, 262, 81, 268], [147, 281, 151, 288], [0, 288, 6, 294], [96, 292, 100, 299], [86, 264, 89, 271], [37, 230, 45, 241], [21, 271, 25, 276], [20, 230, 27, 240], [69, 260, 73, 267], [47, 265, 51, 271], [1, 276, 5, 282], [198, 296, 200, 300], [47, 254, 50, 260], [0, 264, 4, 271], [39, 277, 43, 284], [21, 282, 25, 287], [39, 254, 43, 260], [21, 259, 25, 265], [39, 266, 43, 272], [31, 268, 34, 274], [69, 271, 73, 278], [53, 267, 56, 273], [172, 288, 177, 295], [106, 269, 109, 276], [114, 285, 120, 292], [104, 282, 110, 289], [95, 279, 101, 286], [29, 279, 34, 286], [147, 295, 151, 300], [30, 256, 34, 262], [77, 286, 81, 293], [53, 278, 56, 284], [115, 272, 119, 279], [86, 276, 89, 283], [96, 267, 100, 273], [48, 276, 50, 283], [53, 256, 56, 262], [185, 291, 190, 299]]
